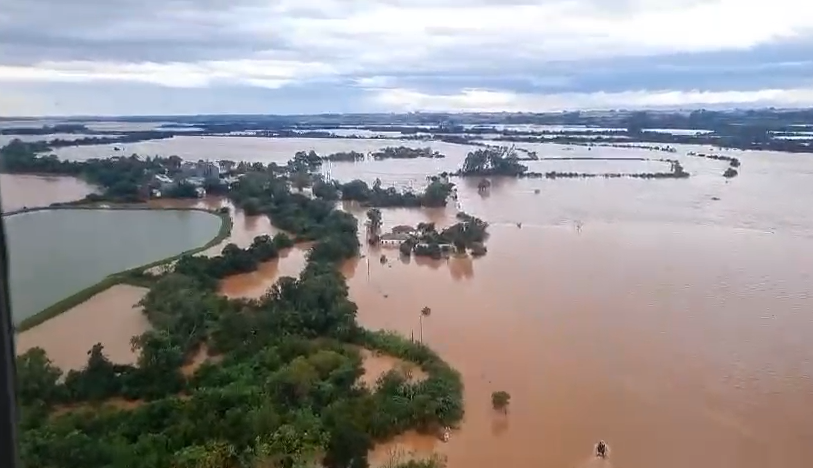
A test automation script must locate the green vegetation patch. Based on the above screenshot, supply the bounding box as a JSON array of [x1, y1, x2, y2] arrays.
[[16, 157, 464, 468]]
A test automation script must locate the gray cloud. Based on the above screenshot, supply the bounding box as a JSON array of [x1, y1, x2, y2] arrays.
[[3, 0, 813, 114], [1, 0, 294, 63]]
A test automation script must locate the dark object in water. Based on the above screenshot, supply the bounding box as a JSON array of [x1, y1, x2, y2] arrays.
[[596, 440, 608, 458]]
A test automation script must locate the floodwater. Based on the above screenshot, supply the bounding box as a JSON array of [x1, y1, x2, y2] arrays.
[[7, 136, 813, 468], [353, 222, 813, 468], [359, 347, 429, 388], [16, 284, 150, 370], [50, 136, 454, 163], [0, 174, 96, 212], [4, 208, 222, 323]]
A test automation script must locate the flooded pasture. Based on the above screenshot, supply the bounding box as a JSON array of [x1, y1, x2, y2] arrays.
[[16, 284, 150, 370], [0, 173, 96, 212], [5, 135, 813, 468]]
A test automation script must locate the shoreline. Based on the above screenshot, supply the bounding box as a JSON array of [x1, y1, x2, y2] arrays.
[[13, 203, 233, 332]]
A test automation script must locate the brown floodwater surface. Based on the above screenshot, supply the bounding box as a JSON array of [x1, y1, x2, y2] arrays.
[[349, 219, 813, 468], [219, 244, 311, 298], [16, 285, 150, 371], [0, 173, 95, 212]]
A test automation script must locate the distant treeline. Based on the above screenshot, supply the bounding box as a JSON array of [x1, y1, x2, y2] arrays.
[[2, 132, 179, 151], [7, 107, 813, 155], [0, 124, 90, 135], [295, 146, 446, 163]]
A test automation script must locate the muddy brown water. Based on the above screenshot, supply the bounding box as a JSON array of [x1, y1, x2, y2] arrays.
[[6, 139, 813, 468], [15, 285, 150, 371], [0, 173, 95, 212]]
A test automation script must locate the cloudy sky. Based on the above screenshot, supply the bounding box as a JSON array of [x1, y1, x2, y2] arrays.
[[2, 0, 813, 116]]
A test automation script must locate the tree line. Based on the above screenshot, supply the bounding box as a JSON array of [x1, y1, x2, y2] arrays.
[[0, 140, 224, 202]]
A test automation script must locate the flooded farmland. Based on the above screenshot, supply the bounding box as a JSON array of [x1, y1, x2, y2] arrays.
[[0, 173, 95, 212], [5, 135, 813, 468]]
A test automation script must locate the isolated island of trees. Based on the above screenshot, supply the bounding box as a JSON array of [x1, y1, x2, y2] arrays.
[[292, 146, 445, 164], [391, 212, 489, 259], [16, 158, 463, 468], [454, 145, 690, 179]]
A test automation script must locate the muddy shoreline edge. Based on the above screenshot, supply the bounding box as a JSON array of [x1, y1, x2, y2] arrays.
[[11, 203, 233, 332]]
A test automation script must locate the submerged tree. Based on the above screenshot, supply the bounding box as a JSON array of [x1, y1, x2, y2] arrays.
[[367, 208, 382, 233], [461, 147, 527, 177], [491, 391, 511, 413]]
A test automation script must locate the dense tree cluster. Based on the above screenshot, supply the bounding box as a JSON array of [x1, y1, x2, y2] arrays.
[[458, 147, 529, 177], [230, 173, 361, 258], [371, 147, 445, 160], [399, 213, 490, 259], [322, 151, 366, 162], [174, 234, 294, 288], [338, 177, 454, 208], [17, 176, 462, 468]]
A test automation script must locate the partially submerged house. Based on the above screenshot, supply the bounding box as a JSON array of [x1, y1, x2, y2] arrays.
[[379, 232, 413, 246]]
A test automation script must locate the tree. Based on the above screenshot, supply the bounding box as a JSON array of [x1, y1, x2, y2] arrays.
[[272, 232, 295, 250], [291, 171, 312, 192], [16, 347, 64, 406], [461, 147, 527, 176], [366, 208, 382, 239], [491, 391, 511, 413], [241, 197, 262, 216], [421, 179, 454, 207], [313, 179, 340, 201]]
